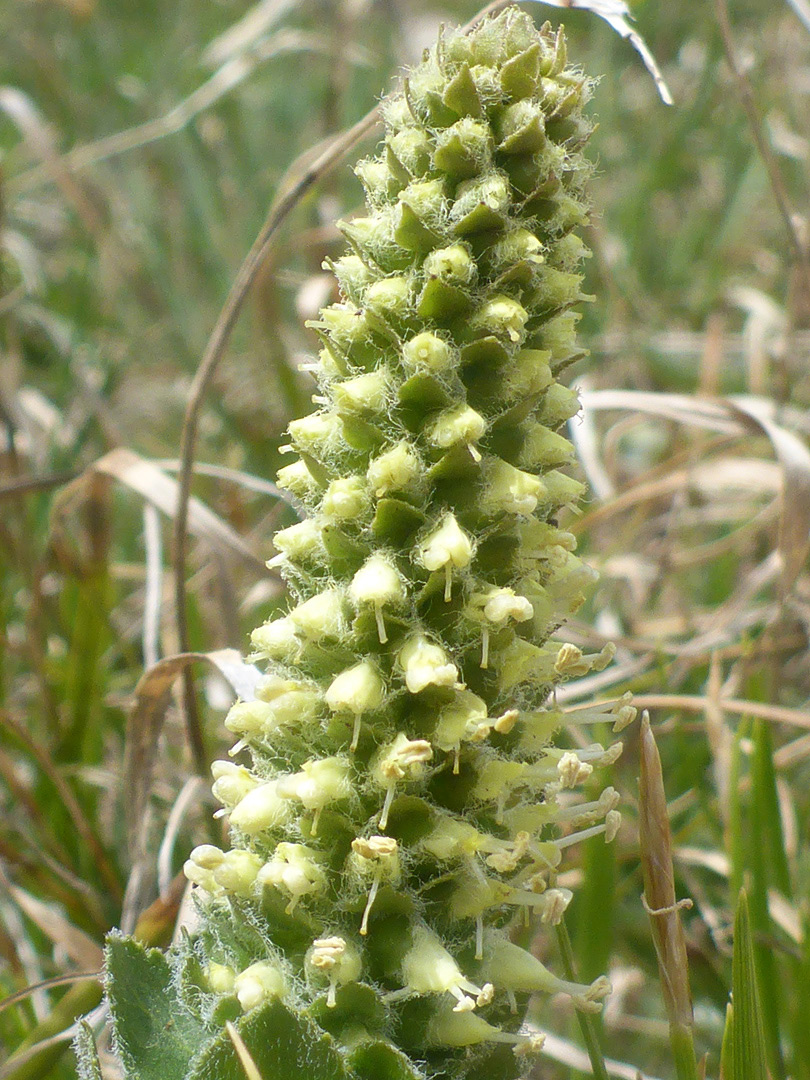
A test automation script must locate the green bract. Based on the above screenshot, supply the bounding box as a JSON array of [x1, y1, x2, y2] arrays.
[[100, 10, 635, 1080]]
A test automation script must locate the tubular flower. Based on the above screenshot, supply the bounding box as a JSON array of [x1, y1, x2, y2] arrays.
[[103, 11, 635, 1080]]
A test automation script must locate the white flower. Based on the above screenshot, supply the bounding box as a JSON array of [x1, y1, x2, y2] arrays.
[[399, 635, 460, 693], [257, 843, 326, 913], [416, 515, 473, 601], [349, 556, 406, 642]]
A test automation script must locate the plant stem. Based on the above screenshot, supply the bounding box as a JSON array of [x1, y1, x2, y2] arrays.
[[556, 919, 610, 1080]]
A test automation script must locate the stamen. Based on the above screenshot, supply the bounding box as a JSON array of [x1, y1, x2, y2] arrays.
[[379, 788, 395, 831], [449, 987, 476, 1012], [467, 442, 482, 463], [555, 822, 608, 850], [374, 602, 388, 644], [475, 915, 484, 961], [481, 627, 490, 669], [350, 715, 362, 753], [444, 562, 453, 602], [360, 873, 381, 935]]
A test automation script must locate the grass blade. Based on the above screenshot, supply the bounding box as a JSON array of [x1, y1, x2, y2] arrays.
[[730, 890, 769, 1080]]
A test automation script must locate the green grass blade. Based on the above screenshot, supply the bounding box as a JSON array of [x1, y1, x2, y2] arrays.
[[731, 890, 769, 1080], [721, 1002, 734, 1080], [749, 722, 785, 1078]]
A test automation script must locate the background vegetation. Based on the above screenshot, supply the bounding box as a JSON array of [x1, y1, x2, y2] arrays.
[[1, 0, 809, 1077]]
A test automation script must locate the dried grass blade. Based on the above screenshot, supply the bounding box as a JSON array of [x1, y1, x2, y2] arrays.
[[225, 1022, 264, 1080], [727, 396, 810, 592], [50, 447, 266, 573], [638, 712, 699, 1080], [529, 0, 673, 103], [124, 648, 262, 858]]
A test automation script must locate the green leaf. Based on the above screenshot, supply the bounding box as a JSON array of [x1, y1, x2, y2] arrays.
[[348, 1039, 425, 1080], [188, 998, 350, 1080], [73, 1023, 103, 1080], [731, 890, 769, 1080], [106, 933, 209, 1080], [721, 1003, 734, 1080]]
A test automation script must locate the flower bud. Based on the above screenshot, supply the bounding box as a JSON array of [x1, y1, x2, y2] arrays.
[[234, 961, 287, 1012], [496, 99, 546, 153], [349, 555, 407, 633], [481, 459, 545, 516], [538, 381, 581, 426], [423, 244, 477, 286], [338, 214, 396, 269], [518, 423, 573, 469], [210, 761, 257, 808], [321, 477, 370, 522], [354, 158, 400, 205], [276, 459, 320, 499], [205, 963, 236, 995], [229, 781, 292, 835], [469, 294, 529, 344], [224, 699, 280, 737], [402, 331, 453, 373], [426, 404, 486, 454], [330, 252, 374, 300], [544, 469, 586, 508], [501, 348, 553, 401], [332, 371, 389, 415], [325, 661, 385, 717], [367, 441, 421, 496], [388, 127, 432, 176], [269, 519, 324, 567], [250, 616, 300, 660], [288, 589, 344, 640], [212, 849, 263, 896], [187, 844, 224, 870], [365, 276, 412, 322], [451, 174, 510, 233], [276, 757, 353, 820], [288, 410, 343, 454]]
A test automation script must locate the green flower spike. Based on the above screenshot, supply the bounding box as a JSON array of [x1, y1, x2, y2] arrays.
[[98, 10, 636, 1080]]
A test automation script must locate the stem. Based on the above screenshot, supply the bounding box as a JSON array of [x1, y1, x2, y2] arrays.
[[670, 1023, 701, 1080], [555, 919, 610, 1080]]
